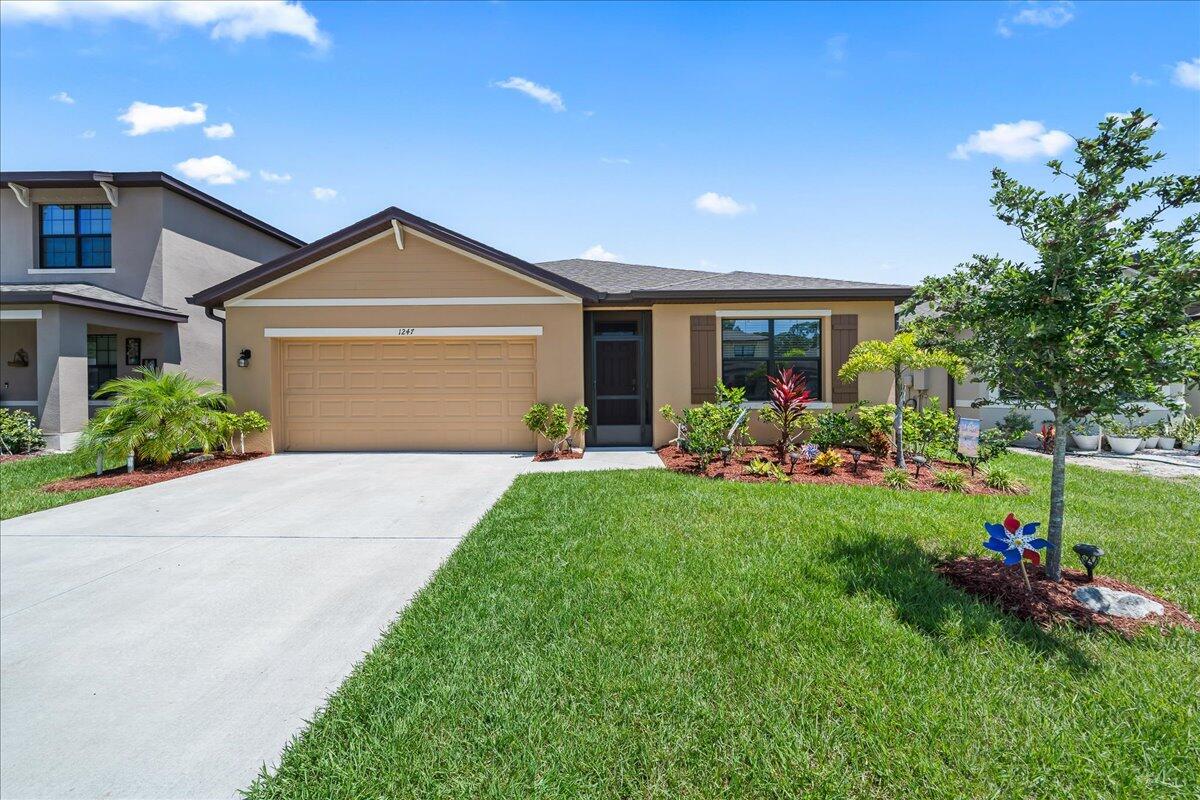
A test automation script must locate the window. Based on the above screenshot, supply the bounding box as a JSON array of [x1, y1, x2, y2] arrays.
[[39, 204, 112, 268], [87, 334, 117, 396], [721, 318, 821, 401]]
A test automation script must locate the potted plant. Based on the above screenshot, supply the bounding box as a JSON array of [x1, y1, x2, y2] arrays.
[[1137, 425, 1159, 450], [1176, 416, 1200, 453], [1104, 419, 1142, 455], [1069, 418, 1101, 452], [1159, 418, 1177, 451]]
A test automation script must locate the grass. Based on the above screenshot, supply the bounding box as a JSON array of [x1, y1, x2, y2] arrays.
[[0, 450, 125, 520], [240, 454, 1188, 797]]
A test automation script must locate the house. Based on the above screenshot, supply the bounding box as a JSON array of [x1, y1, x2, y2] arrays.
[[0, 171, 303, 448], [188, 207, 911, 452]]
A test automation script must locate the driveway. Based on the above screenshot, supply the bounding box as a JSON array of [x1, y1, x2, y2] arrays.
[[0, 450, 658, 798]]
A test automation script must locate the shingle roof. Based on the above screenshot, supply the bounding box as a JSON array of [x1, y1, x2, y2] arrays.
[[0, 283, 190, 322], [537, 259, 911, 299]]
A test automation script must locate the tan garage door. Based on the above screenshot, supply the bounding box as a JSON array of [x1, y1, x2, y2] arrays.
[[279, 338, 537, 451]]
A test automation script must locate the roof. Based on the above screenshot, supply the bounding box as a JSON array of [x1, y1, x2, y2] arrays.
[[538, 259, 912, 302], [0, 283, 190, 323], [0, 171, 304, 249], [188, 207, 601, 307]]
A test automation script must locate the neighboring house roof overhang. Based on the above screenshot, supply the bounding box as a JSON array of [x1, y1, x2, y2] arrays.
[[187, 207, 602, 308], [0, 170, 304, 249], [0, 283, 190, 323]]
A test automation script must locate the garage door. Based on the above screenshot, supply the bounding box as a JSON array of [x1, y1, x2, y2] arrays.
[[279, 338, 537, 451]]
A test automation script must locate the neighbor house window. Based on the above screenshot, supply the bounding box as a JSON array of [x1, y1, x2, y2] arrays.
[[721, 318, 821, 401], [39, 204, 112, 268], [87, 334, 117, 396]]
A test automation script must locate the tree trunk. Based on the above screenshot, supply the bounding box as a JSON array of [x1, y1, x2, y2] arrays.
[[1045, 405, 1068, 581], [894, 368, 906, 469]]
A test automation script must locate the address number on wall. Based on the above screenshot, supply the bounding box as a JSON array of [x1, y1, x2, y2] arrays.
[[397, 328, 416, 336]]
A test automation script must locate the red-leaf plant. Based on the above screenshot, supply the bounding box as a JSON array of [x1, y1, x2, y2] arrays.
[[764, 368, 812, 457]]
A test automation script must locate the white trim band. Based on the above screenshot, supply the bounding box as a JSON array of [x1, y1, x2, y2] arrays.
[[264, 326, 544, 339], [741, 401, 833, 411], [229, 296, 578, 308], [27, 268, 116, 275], [1, 310, 43, 320], [716, 309, 833, 318]]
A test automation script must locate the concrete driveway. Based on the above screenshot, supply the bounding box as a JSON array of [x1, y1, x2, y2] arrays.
[[0, 450, 657, 799]]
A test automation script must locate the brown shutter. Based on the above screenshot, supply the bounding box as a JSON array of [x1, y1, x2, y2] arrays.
[[690, 315, 717, 403], [830, 314, 859, 404]]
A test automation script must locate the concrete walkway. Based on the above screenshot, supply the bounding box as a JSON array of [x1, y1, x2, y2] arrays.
[[0, 449, 659, 799]]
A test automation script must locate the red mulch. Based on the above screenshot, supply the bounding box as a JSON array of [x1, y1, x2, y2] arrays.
[[937, 556, 1199, 636], [42, 452, 265, 492], [0, 452, 41, 464], [533, 449, 584, 462], [657, 445, 1016, 494]]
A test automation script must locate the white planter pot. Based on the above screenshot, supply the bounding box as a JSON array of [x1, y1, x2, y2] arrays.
[[1184, 442, 1200, 453], [1159, 436, 1176, 450], [1142, 436, 1159, 450], [1071, 433, 1101, 451], [1107, 435, 1142, 455]]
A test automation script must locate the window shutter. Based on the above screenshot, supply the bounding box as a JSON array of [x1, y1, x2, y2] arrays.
[[830, 314, 859, 404], [690, 315, 717, 403]]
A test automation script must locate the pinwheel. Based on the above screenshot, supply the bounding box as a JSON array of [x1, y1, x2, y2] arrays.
[[984, 512, 1052, 590]]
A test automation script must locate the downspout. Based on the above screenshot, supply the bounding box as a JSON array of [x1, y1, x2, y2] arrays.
[[204, 306, 226, 390]]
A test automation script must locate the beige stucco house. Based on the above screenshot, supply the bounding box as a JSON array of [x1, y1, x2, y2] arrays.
[[189, 207, 911, 452], [1, 171, 302, 448]]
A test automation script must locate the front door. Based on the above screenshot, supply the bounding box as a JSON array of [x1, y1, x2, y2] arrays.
[[587, 312, 650, 446]]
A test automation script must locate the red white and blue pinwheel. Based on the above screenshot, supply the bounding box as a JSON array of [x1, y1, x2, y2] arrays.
[[984, 513, 1051, 590]]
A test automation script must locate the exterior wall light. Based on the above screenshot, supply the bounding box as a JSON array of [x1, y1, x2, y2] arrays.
[[1072, 543, 1104, 581], [237, 349, 252, 368]]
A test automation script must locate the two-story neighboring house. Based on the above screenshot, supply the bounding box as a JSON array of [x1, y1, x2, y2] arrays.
[[0, 171, 302, 449]]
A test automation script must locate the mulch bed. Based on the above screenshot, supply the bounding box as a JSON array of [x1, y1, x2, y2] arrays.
[[42, 452, 265, 492], [533, 449, 584, 462], [0, 452, 41, 464], [657, 445, 1015, 494], [937, 556, 1199, 636]]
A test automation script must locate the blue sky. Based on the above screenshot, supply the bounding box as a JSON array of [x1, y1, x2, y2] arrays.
[[1, 1, 1197, 286]]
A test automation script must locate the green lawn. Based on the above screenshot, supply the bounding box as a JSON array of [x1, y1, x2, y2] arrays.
[[252, 453, 1198, 798], [0, 450, 126, 520]]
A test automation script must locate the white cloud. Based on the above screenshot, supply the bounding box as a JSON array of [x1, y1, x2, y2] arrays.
[[50, 90, 74, 104], [259, 169, 291, 183], [1172, 58, 1200, 90], [950, 120, 1072, 161], [174, 155, 248, 185], [493, 76, 565, 112], [79, 129, 95, 139], [203, 122, 234, 139], [997, 1, 1074, 36], [119, 101, 206, 135], [693, 191, 754, 216], [1129, 72, 1156, 87], [580, 244, 618, 262], [600, 157, 631, 165], [826, 34, 848, 63], [311, 186, 337, 201], [0, 0, 328, 48]]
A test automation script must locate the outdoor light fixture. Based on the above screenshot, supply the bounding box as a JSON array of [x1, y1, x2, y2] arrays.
[[1072, 543, 1104, 582], [720, 446, 731, 465], [849, 449, 863, 475], [787, 450, 801, 474], [237, 349, 252, 368], [912, 455, 928, 479]]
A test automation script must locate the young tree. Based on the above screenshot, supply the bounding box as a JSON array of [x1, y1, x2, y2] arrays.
[[904, 110, 1200, 580], [837, 333, 965, 469]]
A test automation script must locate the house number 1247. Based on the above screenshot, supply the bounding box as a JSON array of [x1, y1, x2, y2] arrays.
[[397, 328, 415, 336]]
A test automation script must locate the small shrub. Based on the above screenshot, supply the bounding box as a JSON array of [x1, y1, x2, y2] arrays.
[[866, 429, 893, 461], [932, 468, 969, 493], [221, 410, 271, 453], [852, 403, 896, 442], [882, 466, 911, 490], [983, 465, 1024, 493], [759, 368, 813, 454], [996, 411, 1033, 443], [811, 411, 855, 451], [811, 449, 844, 475], [903, 399, 957, 458], [747, 457, 789, 482], [0, 408, 44, 454], [977, 428, 1013, 463], [660, 381, 751, 462], [523, 402, 588, 453]]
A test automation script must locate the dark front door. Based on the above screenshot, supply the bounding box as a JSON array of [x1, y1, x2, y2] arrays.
[[587, 312, 650, 445]]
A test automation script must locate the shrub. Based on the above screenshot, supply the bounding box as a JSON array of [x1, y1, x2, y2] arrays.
[[811, 449, 844, 475], [977, 428, 1013, 463], [903, 399, 957, 458], [811, 411, 855, 451], [866, 429, 893, 461], [523, 402, 588, 453], [747, 457, 789, 482], [0, 408, 44, 454], [932, 468, 969, 493], [1170, 415, 1200, 445], [881, 466, 911, 490], [759, 368, 813, 455], [996, 411, 1033, 443], [221, 410, 271, 454], [76, 367, 231, 467], [982, 465, 1024, 493], [661, 381, 751, 462], [852, 403, 896, 443]]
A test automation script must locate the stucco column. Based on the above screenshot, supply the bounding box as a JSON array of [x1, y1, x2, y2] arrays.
[[36, 306, 89, 449]]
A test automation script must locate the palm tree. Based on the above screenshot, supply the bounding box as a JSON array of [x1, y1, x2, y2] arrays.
[[837, 333, 965, 469], [77, 367, 232, 467]]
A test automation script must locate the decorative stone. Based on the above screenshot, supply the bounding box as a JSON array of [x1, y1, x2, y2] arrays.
[[182, 453, 215, 465], [1073, 586, 1164, 619]]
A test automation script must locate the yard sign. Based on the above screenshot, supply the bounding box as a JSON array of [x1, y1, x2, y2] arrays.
[[957, 418, 980, 459]]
